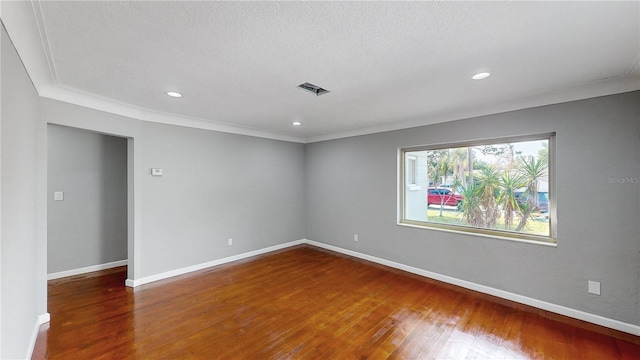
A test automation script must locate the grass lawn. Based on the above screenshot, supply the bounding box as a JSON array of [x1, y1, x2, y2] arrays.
[[426, 207, 549, 236]]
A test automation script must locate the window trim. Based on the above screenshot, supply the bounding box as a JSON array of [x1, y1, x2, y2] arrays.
[[398, 133, 556, 245]]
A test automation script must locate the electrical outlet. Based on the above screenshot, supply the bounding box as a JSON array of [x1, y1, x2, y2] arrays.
[[228, 238, 233, 246], [354, 234, 359, 242], [588, 280, 600, 295]]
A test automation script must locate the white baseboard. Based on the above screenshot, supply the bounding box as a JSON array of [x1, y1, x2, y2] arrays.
[[121, 238, 639, 336], [38, 313, 50, 325], [25, 313, 50, 360], [304, 239, 640, 336], [47, 260, 128, 280], [125, 240, 306, 287]]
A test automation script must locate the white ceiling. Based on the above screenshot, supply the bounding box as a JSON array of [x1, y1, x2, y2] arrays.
[[5, 1, 640, 142]]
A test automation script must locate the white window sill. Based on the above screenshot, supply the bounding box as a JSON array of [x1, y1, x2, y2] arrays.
[[397, 221, 557, 247]]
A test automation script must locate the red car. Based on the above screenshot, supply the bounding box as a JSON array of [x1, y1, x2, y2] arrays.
[[427, 187, 464, 208]]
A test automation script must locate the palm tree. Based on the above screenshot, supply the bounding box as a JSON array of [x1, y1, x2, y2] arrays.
[[514, 156, 548, 231], [450, 148, 469, 186], [467, 147, 474, 186], [498, 171, 526, 230], [476, 165, 501, 229], [428, 149, 453, 217], [459, 183, 483, 227], [451, 175, 463, 194]]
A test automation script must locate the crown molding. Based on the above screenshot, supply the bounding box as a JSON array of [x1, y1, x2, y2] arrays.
[[37, 75, 640, 145], [40, 84, 306, 143], [2, 1, 306, 143], [1, 0, 51, 92], [305, 76, 640, 143], [3, 1, 639, 145]]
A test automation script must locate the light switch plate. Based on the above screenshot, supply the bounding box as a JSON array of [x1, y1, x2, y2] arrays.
[[151, 168, 163, 176], [54, 191, 64, 201]]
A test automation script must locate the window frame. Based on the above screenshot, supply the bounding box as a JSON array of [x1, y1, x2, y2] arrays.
[[398, 133, 557, 245]]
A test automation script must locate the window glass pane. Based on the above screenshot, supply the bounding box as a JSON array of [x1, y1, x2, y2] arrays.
[[401, 136, 553, 242], [407, 157, 416, 185]]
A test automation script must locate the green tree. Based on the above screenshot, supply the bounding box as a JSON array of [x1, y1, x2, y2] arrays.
[[498, 171, 526, 230], [427, 150, 450, 186], [459, 183, 483, 227], [450, 148, 469, 186], [476, 166, 501, 229], [514, 156, 548, 231], [537, 142, 548, 161], [428, 149, 454, 217], [479, 144, 521, 170]]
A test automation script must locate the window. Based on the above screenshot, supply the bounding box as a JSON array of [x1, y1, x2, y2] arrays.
[[399, 133, 555, 244], [407, 157, 417, 185]]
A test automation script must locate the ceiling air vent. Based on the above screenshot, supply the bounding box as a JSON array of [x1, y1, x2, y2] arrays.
[[297, 82, 330, 96]]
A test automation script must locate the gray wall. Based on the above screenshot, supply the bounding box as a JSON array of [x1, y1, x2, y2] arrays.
[[48, 125, 128, 274], [42, 98, 307, 280], [306, 91, 640, 325], [138, 122, 306, 277], [1, 24, 47, 359]]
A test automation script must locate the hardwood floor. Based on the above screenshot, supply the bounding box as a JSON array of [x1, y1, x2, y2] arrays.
[[33, 245, 639, 359]]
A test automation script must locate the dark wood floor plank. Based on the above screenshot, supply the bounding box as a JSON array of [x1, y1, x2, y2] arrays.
[[32, 245, 639, 359]]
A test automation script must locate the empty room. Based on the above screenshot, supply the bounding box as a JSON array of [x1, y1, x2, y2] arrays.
[[1, 1, 639, 359]]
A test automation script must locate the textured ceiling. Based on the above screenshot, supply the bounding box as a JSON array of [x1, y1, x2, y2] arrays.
[[27, 1, 640, 140]]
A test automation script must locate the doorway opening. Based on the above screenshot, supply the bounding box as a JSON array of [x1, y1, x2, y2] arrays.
[[47, 124, 129, 281]]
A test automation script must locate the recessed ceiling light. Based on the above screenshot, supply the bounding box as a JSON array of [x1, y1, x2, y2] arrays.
[[472, 72, 491, 80], [166, 91, 182, 98], [292, 121, 302, 126]]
